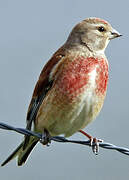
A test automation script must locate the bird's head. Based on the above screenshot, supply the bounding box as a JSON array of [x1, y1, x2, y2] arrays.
[[67, 17, 122, 53]]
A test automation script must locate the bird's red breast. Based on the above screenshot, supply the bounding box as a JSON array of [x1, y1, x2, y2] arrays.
[[55, 56, 108, 101], [35, 55, 108, 136]]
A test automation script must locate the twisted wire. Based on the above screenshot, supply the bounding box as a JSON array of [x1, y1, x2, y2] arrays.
[[0, 122, 129, 156]]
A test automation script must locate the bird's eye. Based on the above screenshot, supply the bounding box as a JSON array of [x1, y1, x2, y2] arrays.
[[98, 26, 106, 32]]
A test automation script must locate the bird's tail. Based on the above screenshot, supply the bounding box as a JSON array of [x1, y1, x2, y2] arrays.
[[1, 137, 38, 166]]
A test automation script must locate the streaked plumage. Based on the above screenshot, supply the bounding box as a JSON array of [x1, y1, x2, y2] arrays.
[[1, 17, 121, 166]]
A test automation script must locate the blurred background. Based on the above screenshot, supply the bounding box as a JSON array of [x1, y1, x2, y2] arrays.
[[0, 0, 129, 179]]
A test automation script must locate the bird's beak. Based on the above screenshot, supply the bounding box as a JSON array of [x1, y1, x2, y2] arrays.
[[109, 28, 122, 40]]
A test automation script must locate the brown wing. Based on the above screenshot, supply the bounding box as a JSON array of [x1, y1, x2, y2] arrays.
[[23, 46, 65, 149]]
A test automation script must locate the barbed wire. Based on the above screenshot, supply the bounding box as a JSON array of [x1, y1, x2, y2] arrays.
[[0, 122, 129, 156]]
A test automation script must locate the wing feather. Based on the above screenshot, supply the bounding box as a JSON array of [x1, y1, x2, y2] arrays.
[[23, 47, 65, 149]]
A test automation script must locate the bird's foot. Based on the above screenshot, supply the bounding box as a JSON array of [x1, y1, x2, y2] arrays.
[[90, 137, 103, 155], [79, 130, 103, 155], [40, 129, 51, 146]]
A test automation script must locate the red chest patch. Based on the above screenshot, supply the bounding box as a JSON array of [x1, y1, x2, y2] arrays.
[[96, 59, 108, 95], [57, 56, 108, 96]]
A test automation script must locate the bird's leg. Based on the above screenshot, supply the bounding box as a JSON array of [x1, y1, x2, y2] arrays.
[[79, 130, 103, 155], [40, 129, 51, 146]]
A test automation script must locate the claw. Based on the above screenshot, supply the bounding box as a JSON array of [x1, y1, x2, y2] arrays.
[[40, 129, 51, 146], [79, 129, 103, 155], [90, 138, 103, 155]]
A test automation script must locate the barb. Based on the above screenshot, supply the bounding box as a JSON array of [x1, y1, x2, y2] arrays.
[[0, 122, 129, 156]]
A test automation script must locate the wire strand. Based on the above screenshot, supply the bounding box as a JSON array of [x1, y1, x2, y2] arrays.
[[0, 122, 129, 156]]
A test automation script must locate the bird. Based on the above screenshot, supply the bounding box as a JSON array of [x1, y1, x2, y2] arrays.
[[1, 17, 122, 166]]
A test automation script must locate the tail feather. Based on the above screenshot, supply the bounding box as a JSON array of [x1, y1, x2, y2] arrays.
[[1, 137, 38, 166], [1, 142, 23, 166], [18, 138, 38, 166]]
